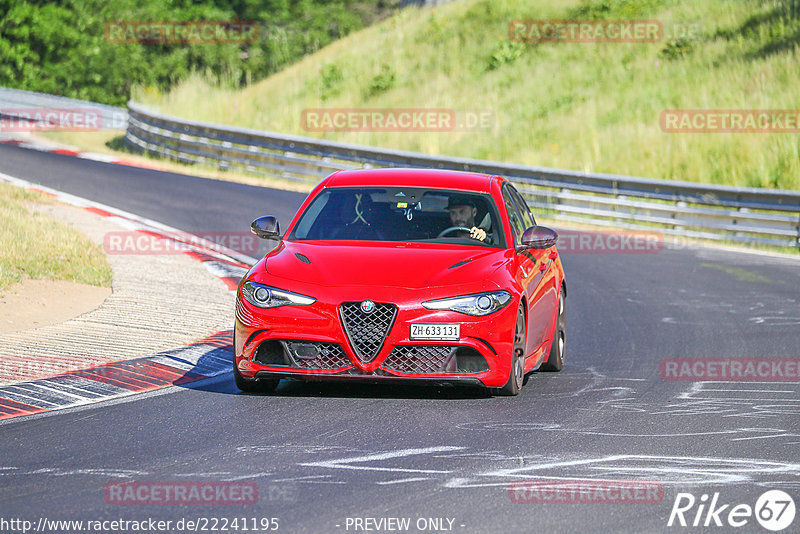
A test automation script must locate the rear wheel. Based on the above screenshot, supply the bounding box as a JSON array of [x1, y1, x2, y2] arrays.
[[540, 289, 565, 372], [233, 337, 279, 393], [497, 303, 526, 396]]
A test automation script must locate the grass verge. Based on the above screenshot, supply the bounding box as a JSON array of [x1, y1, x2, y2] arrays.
[[0, 182, 112, 292]]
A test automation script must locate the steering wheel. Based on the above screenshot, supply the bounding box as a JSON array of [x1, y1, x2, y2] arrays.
[[437, 226, 472, 238]]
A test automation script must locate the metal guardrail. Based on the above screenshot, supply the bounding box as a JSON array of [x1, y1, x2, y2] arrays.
[[0, 87, 127, 130], [125, 101, 799, 248]]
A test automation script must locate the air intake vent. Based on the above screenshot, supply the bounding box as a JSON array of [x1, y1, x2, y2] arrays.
[[339, 302, 397, 363], [383, 346, 488, 374], [285, 341, 350, 370]]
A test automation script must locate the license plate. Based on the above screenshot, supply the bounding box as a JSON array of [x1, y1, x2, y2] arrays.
[[410, 324, 460, 341]]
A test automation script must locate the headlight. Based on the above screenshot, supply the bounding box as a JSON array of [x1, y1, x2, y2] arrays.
[[241, 281, 316, 309], [422, 290, 512, 316]]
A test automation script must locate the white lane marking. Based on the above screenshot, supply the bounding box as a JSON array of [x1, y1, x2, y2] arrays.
[[572, 429, 744, 438], [704, 388, 798, 394], [376, 477, 432, 485], [173, 472, 233, 477], [236, 445, 359, 454], [224, 472, 274, 482], [456, 421, 789, 440], [750, 317, 800, 326], [271, 475, 331, 482], [78, 152, 118, 163], [300, 446, 465, 474], [443, 454, 800, 488], [24, 467, 145, 478]]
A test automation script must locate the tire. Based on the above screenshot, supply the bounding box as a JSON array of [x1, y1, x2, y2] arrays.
[[540, 289, 565, 372], [233, 338, 279, 393], [497, 303, 526, 396]]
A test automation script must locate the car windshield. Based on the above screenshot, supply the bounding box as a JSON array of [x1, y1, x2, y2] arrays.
[[289, 187, 505, 247]]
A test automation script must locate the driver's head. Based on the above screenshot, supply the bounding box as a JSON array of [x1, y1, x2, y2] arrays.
[[447, 196, 477, 228]]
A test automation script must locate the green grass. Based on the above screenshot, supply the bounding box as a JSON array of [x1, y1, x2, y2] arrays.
[[135, 0, 800, 190], [0, 183, 112, 292]]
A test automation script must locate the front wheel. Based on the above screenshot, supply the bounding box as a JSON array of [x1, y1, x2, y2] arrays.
[[496, 303, 526, 396], [540, 289, 565, 372]]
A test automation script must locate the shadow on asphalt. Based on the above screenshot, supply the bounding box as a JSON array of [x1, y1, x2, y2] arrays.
[[182, 372, 539, 401], [260, 380, 494, 400], [172, 343, 539, 399], [188, 374, 495, 400]]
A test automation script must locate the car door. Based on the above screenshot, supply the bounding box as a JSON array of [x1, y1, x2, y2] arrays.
[[503, 184, 558, 355], [501, 185, 539, 354]]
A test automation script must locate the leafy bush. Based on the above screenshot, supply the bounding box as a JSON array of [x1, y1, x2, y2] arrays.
[[488, 40, 524, 70], [319, 63, 344, 101], [364, 63, 396, 98], [0, 0, 399, 106], [659, 37, 693, 60]]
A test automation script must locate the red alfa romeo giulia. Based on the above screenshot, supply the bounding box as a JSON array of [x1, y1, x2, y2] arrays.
[[234, 168, 566, 396]]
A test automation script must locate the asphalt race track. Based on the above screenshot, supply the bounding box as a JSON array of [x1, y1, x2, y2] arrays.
[[1, 143, 799, 533]]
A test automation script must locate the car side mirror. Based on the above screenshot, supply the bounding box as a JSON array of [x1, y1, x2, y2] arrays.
[[251, 216, 280, 239], [521, 225, 558, 249]]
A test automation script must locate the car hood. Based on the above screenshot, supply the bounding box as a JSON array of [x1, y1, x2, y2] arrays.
[[262, 241, 510, 290]]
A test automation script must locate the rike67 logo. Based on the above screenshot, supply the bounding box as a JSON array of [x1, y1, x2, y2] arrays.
[[668, 490, 795, 531]]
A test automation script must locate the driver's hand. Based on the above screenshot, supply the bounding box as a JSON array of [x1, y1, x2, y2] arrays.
[[470, 227, 487, 241]]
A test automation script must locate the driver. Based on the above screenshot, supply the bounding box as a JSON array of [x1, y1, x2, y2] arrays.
[[445, 195, 487, 242]]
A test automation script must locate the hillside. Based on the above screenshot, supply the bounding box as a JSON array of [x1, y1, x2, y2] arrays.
[[0, 0, 401, 106], [137, 0, 800, 189]]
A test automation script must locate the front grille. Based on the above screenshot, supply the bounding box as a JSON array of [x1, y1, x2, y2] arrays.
[[383, 345, 489, 374], [339, 302, 397, 363], [254, 340, 351, 370], [285, 341, 350, 370]]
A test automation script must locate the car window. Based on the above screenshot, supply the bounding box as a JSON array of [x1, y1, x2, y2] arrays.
[[502, 185, 526, 245], [289, 187, 505, 248], [509, 185, 536, 229]]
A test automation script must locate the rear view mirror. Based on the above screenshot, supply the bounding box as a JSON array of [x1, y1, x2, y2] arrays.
[[251, 216, 280, 239], [521, 225, 558, 249]]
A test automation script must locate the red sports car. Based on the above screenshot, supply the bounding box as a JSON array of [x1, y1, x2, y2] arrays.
[[234, 168, 566, 395]]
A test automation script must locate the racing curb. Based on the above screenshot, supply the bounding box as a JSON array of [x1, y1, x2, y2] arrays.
[[0, 173, 257, 422], [0, 331, 233, 421]]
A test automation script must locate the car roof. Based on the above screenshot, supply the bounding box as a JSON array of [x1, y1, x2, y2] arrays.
[[324, 168, 500, 193]]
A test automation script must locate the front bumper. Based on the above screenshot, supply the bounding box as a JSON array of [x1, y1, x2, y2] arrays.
[[234, 293, 518, 388]]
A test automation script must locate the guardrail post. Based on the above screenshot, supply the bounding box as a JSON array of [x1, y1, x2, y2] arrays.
[[796, 211, 800, 248], [616, 194, 626, 224]]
